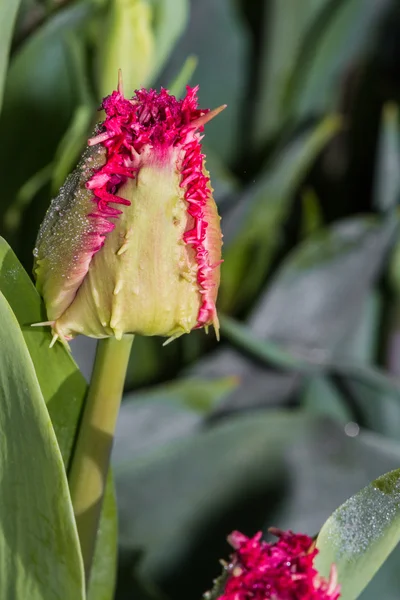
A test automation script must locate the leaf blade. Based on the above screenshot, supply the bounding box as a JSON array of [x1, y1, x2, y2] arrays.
[[0, 0, 21, 114], [0, 289, 85, 599], [316, 469, 400, 600]]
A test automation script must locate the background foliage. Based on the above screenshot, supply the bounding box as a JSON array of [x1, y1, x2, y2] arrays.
[[3, 0, 400, 598]]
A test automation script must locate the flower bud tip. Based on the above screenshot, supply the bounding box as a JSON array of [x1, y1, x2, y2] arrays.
[[192, 104, 227, 128]]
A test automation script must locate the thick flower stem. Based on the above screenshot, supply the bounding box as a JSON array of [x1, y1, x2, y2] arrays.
[[68, 335, 134, 582]]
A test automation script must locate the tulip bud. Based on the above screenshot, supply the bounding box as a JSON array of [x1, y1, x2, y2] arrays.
[[34, 79, 224, 345]]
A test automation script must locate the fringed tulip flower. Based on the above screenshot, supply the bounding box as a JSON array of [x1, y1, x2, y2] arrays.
[[34, 77, 224, 346], [212, 530, 340, 600]]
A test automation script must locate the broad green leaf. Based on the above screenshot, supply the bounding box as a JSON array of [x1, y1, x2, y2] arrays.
[[220, 115, 341, 312], [0, 236, 86, 465], [0, 289, 85, 599], [0, 237, 118, 592], [0, 237, 119, 596], [0, 0, 22, 114], [316, 468, 400, 600], [88, 475, 118, 600]]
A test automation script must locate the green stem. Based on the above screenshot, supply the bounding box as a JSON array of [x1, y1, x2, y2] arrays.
[[68, 335, 134, 582]]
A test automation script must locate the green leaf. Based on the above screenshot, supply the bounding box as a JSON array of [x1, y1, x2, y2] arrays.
[[316, 468, 400, 600], [0, 236, 87, 465], [0, 237, 118, 596], [0, 0, 22, 114], [0, 289, 85, 599]]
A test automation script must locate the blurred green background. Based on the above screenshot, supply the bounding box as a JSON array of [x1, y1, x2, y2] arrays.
[[3, 0, 400, 598]]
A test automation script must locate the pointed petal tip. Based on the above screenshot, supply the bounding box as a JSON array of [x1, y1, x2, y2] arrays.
[[118, 69, 124, 95], [31, 320, 55, 327], [191, 104, 227, 128]]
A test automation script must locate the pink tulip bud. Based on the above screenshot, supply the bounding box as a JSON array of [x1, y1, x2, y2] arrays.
[[34, 78, 224, 346]]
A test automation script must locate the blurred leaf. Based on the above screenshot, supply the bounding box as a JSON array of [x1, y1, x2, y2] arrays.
[[149, 0, 189, 83], [374, 103, 400, 213], [13, 0, 45, 43], [0, 1, 93, 230], [220, 115, 341, 312], [0, 0, 22, 114], [0, 289, 85, 599], [0, 237, 118, 594], [316, 468, 400, 600], [286, 0, 387, 120], [300, 186, 324, 237], [253, 0, 329, 144], [219, 314, 313, 372], [97, 0, 154, 99], [196, 215, 394, 415], [247, 216, 395, 357], [157, 0, 249, 163], [125, 376, 238, 413], [303, 375, 352, 422], [168, 55, 198, 98], [4, 163, 52, 234], [88, 474, 118, 600], [114, 376, 238, 466], [303, 291, 382, 423], [0, 236, 86, 464], [115, 411, 316, 589], [52, 32, 95, 192], [52, 103, 93, 193]]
